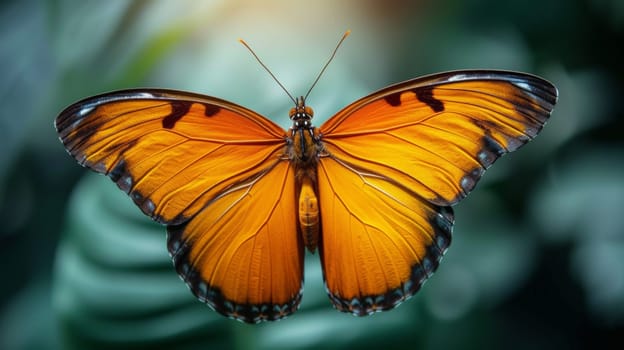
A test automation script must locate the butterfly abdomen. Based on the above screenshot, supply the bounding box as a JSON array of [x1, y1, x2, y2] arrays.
[[298, 176, 320, 252]]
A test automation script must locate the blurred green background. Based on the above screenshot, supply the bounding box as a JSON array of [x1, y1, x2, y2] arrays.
[[1, 0, 623, 349]]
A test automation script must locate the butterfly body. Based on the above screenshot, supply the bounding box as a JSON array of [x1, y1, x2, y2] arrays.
[[56, 70, 557, 323], [288, 96, 323, 252]]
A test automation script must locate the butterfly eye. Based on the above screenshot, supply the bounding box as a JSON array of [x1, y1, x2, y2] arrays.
[[305, 106, 314, 117], [289, 106, 314, 120]]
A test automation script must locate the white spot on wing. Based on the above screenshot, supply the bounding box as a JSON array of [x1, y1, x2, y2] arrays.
[[448, 73, 469, 82], [134, 92, 156, 98], [143, 199, 156, 214], [512, 81, 532, 92], [78, 105, 95, 117]]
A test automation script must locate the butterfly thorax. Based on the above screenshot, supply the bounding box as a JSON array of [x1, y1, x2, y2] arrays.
[[288, 97, 321, 168], [288, 96, 321, 253]]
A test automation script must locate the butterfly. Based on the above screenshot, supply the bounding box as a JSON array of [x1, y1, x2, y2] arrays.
[[55, 32, 558, 323]]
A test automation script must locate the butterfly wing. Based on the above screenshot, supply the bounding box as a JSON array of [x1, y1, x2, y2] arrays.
[[56, 89, 304, 323], [317, 70, 558, 314]]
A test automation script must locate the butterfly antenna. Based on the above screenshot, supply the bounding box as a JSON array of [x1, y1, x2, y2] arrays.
[[304, 30, 351, 101], [239, 38, 297, 105]]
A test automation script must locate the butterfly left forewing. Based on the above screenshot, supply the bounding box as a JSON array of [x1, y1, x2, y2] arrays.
[[56, 89, 287, 224], [318, 70, 557, 314]]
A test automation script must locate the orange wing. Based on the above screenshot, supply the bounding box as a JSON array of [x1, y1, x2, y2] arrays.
[[317, 70, 558, 314], [56, 89, 304, 323]]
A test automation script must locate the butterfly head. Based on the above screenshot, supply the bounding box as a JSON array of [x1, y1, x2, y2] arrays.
[[289, 96, 314, 126]]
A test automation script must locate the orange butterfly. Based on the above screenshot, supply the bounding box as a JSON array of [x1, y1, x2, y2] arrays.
[[55, 32, 558, 323]]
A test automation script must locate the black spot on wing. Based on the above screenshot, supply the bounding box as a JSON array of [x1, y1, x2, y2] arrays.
[[457, 133, 508, 203], [162, 101, 192, 129], [384, 92, 402, 107], [383, 85, 444, 112], [459, 168, 484, 198], [432, 206, 454, 253], [414, 86, 445, 112], [162, 101, 221, 128], [412, 205, 453, 279], [109, 158, 128, 184], [105, 154, 161, 220], [479, 134, 507, 167], [204, 104, 220, 117]]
